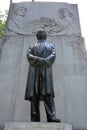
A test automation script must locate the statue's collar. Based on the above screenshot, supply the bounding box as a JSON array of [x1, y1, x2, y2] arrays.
[[37, 40, 46, 43]]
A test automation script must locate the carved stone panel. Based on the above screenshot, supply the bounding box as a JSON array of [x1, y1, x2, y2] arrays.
[[5, 2, 81, 36]]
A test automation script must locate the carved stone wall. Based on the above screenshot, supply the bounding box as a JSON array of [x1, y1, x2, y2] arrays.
[[5, 2, 81, 36], [0, 2, 87, 130]]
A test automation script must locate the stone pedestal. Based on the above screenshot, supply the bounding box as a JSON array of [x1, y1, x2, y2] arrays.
[[4, 122, 73, 130]]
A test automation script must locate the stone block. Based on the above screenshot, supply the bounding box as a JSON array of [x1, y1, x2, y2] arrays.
[[4, 122, 73, 130]]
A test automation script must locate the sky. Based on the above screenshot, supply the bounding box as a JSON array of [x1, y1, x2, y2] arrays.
[[0, 0, 87, 48]]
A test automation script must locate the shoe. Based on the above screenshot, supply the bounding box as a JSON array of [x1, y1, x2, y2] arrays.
[[48, 118, 61, 123]]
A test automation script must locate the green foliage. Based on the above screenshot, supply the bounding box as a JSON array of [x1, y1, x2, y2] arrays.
[[0, 10, 8, 37]]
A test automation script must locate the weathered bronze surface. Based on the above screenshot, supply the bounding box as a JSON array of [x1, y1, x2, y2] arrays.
[[25, 29, 60, 122]]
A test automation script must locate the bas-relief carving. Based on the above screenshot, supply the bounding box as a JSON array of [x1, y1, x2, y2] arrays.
[[7, 7, 81, 35], [6, 6, 86, 61], [66, 35, 87, 62], [23, 17, 66, 35], [58, 8, 73, 19], [7, 7, 27, 35], [57, 8, 80, 35]]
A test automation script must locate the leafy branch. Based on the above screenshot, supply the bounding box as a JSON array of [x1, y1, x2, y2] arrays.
[[0, 10, 8, 37]]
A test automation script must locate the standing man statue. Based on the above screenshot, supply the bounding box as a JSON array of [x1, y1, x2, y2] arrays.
[[25, 29, 60, 122]]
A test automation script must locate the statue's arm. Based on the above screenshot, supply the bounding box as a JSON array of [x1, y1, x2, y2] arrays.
[[28, 54, 46, 67], [27, 45, 56, 67], [27, 48, 37, 65], [27, 47, 44, 66], [44, 45, 56, 67], [31, 45, 56, 68]]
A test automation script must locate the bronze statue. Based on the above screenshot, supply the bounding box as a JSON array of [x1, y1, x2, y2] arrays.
[[25, 29, 60, 122]]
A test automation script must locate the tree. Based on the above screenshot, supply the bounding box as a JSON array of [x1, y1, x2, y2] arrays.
[[0, 10, 8, 37]]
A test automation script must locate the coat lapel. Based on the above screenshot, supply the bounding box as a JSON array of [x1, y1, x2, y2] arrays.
[[37, 42, 45, 56]]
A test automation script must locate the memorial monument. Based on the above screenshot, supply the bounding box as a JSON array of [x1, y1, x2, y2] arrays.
[[0, 1, 87, 130]]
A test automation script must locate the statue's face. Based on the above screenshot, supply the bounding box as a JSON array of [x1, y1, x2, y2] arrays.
[[36, 29, 47, 40], [15, 7, 27, 16], [58, 8, 68, 19], [58, 8, 72, 19]]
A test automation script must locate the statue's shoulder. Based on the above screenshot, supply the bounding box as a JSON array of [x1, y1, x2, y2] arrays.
[[46, 42, 55, 48]]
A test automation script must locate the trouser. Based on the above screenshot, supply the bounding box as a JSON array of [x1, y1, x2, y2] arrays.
[[31, 69, 56, 122], [31, 94, 56, 122]]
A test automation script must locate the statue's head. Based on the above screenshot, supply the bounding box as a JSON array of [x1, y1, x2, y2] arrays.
[[36, 29, 47, 40], [14, 7, 27, 16], [58, 8, 73, 19]]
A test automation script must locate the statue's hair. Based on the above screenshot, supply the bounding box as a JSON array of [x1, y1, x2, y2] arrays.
[[36, 29, 47, 40]]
